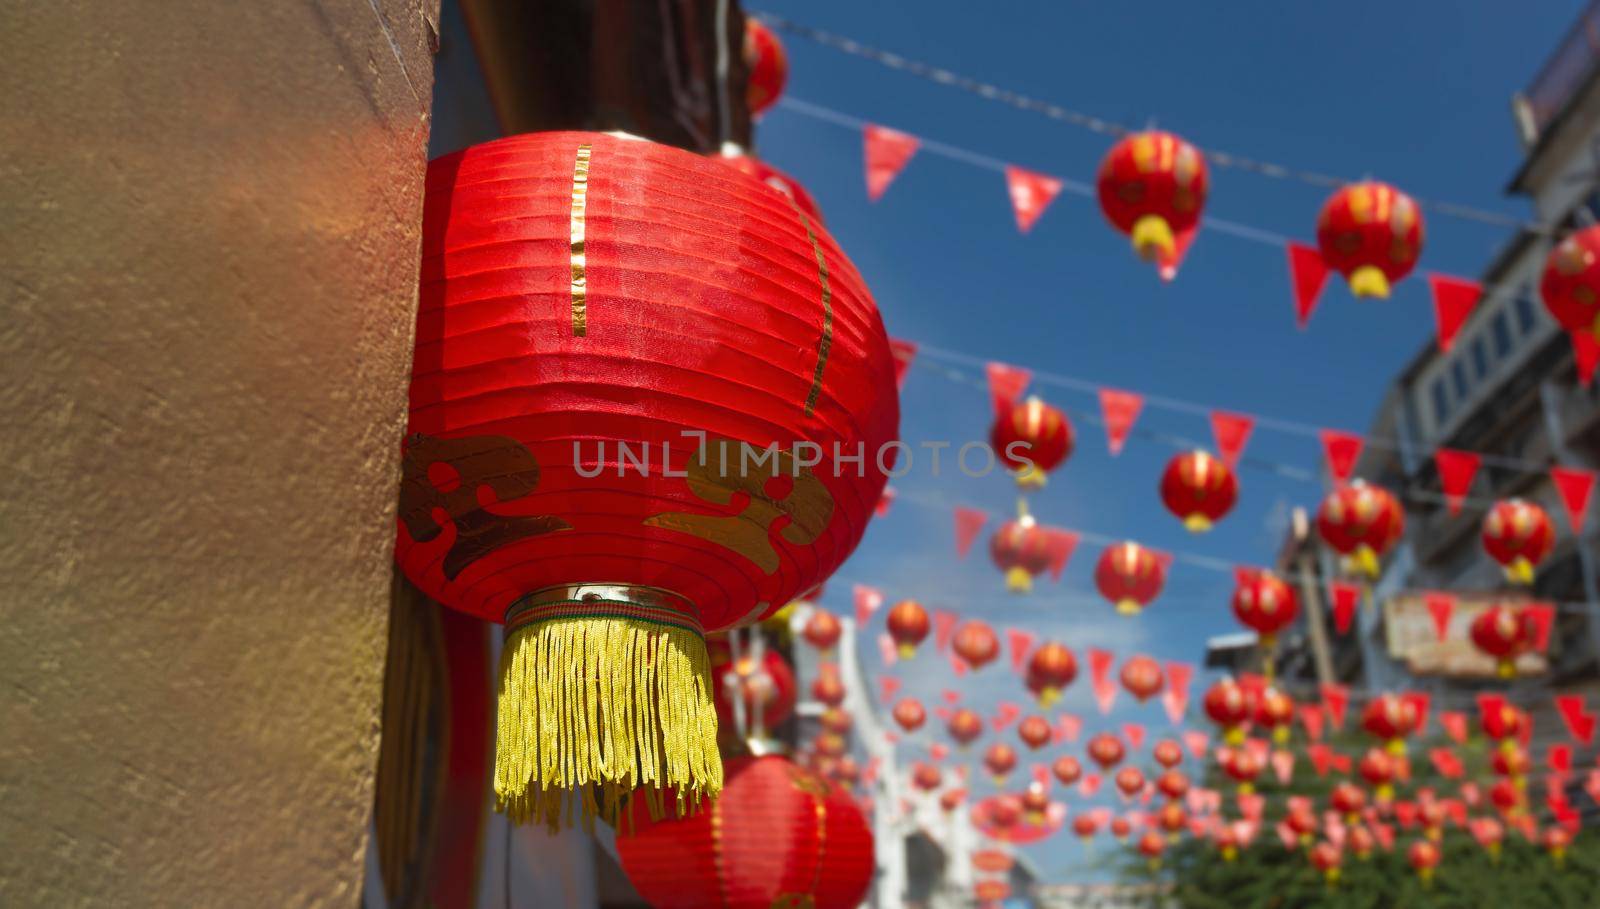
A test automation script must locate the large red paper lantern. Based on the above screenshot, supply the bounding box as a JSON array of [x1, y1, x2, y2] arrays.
[[984, 742, 1018, 783], [1160, 450, 1237, 532], [1316, 181, 1423, 299], [1481, 499, 1555, 585], [893, 697, 927, 732], [1361, 694, 1419, 755], [953, 620, 1001, 669], [802, 609, 842, 652], [1540, 225, 1600, 340], [990, 396, 1073, 488], [948, 707, 984, 746], [401, 131, 899, 822], [618, 756, 873, 909], [709, 638, 797, 732], [1096, 131, 1209, 268], [1119, 655, 1164, 703], [1094, 542, 1166, 615], [1203, 678, 1251, 744], [885, 599, 931, 658], [990, 517, 1054, 594], [744, 18, 788, 117], [1316, 481, 1404, 578], [1025, 641, 1077, 707], [1017, 715, 1052, 751], [1087, 732, 1126, 771], [1470, 605, 1536, 678], [719, 154, 821, 224], [1231, 569, 1299, 649]]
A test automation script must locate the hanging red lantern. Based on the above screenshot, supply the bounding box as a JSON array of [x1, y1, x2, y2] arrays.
[[1315, 181, 1424, 299], [1110, 816, 1133, 842], [1025, 641, 1078, 707], [1157, 769, 1190, 802], [1470, 605, 1536, 679], [1119, 655, 1165, 703], [984, 742, 1018, 783], [1137, 830, 1167, 870], [802, 609, 843, 652], [1094, 542, 1166, 616], [1095, 131, 1209, 268], [743, 18, 788, 117], [1489, 777, 1522, 816], [1158, 801, 1186, 837], [1160, 450, 1238, 532], [1407, 840, 1440, 887], [1232, 570, 1300, 650], [973, 880, 1012, 903], [1481, 499, 1555, 585], [1087, 732, 1126, 771], [986, 794, 1023, 829], [811, 667, 847, 707], [912, 762, 943, 793], [1331, 782, 1367, 823], [1287, 805, 1319, 845], [1542, 826, 1572, 868], [1020, 783, 1051, 823], [718, 153, 822, 226], [1114, 766, 1146, 798], [1361, 694, 1419, 755], [939, 789, 966, 813], [402, 131, 899, 823], [1223, 748, 1263, 794], [1358, 748, 1396, 802], [989, 517, 1055, 594], [1052, 755, 1083, 787], [990, 396, 1074, 488], [1316, 480, 1404, 578], [1481, 702, 1527, 751], [1309, 841, 1343, 886], [970, 850, 1015, 874], [618, 755, 873, 909], [885, 599, 931, 658], [709, 638, 797, 732], [1153, 740, 1184, 769], [812, 732, 847, 759], [1203, 678, 1251, 744], [1540, 225, 1600, 340], [1017, 715, 1052, 751], [1072, 814, 1101, 841], [1254, 686, 1295, 744], [1491, 744, 1532, 780], [830, 756, 859, 790], [1215, 825, 1240, 862], [1473, 817, 1505, 861], [893, 697, 927, 732], [953, 620, 1001, 669], [1348, 825, 1375, 860], [820, 707, 853, 735], [948, 707, 984, 746]]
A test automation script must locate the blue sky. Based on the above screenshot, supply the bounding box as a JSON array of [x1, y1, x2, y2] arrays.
[[749, 0, 1586, 882]]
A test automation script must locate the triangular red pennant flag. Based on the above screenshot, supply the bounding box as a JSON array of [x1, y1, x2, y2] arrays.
[[1162, 661, 1194, 725], [941, 688, 960, 705], [888, 338, 918, 390], [1005, 628, 1036, 675], [1210, 411, 1255, 468], [1438, 711, 1468, 745], [1555, 695, 1597, 747], [949, 649, 968, 676], [1288, 242, 1330, 328], [1088, 648, 1117, 715], [953, 506, 988, 558], [878, 632, 898, 665], [1550, 466, 1596, 535], [1329, 752, 1352, 774], [1320, 683, 1349, 730], [985, 362, 1031, 415], [1549, 744, 1573, 774], [1054, 713, 1083, 744], [1004, 166, 1063, 234], [1158, 227, 1198, 282], [1307, 744, 1333, 777], [853, 585, 884, 626], [933, 611, 958, 653], [1272, 750, 1295, 785], [1423, 592, 1454, 642], [1042, 528, 1080, 581], [1080, 773, 1101, 798], [1319, 430, 1365, 484], [1097, 387, 1144, 456], [1525, 603, 1555, 652], [1299, 704, 1325, 742], [930, 743, 949, 761], [1572, 331, 1600, 386], [1122, 723, 1146, 753], [1476, 692, 1507, 731], [1031, 763, 1051, 788], [1434, 449, 1481, 516], [1329, 582, 1361, 635], [1427, 274, 1482, 352], [1394, 801, 1418, 828], [1181, 730, 1210, 761], [863, 124, 919, 201], [933, 706, 952, 722], [874, 486, 896, 517], [1402, 691, 1432, 736], [878, 675, 901, 702], [992, 701, 1022, 731]]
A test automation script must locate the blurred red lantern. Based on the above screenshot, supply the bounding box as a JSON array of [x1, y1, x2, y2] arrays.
[[1473, 817, 1505, 860], [1418, 801, 1446, 840], [1470, 605, 1536, 679], [1158, 802, 1186, 836], [802, 610, 842, 652], [1361, 694, 1419, 755], [1348, 825, 1375, 860], [970, 849, 1014, 874], [1203, 678, 1251, 744], [1542, 826, 1572, 867], [948, 708, 984, 746], [1481, 702, 1527, 748], [990, 518, 1054, 594], [1096, 130, 1209, 269], [718, 153, 821, 224], [1072, 814, 1101, 840], [953, 621, 1001, 669], [1153, 739, 1184, 769], [820, 707, 852, 735], [1315, 181, 1423, 299], [811, 667, 846, 707], [1358, 748, 1396, 802], [1160, 450, 1237, 532], [987, 794, 1023, 829], [1053, 755, 1083, 786], [1309, 841, 1343, 885], [984, 742, 1018, 782], [1025, 641, 1078, 707], [1110, 816, 1133, 841], [1017, 715, 1052, 751], [1095, 542, 1166, 616], [1287, 804, 1319, 842], [1491, 744, 1531, 780], [1331, 782, 1367, 821], [893, 698, 926, 732], [1481, 499, 1555, 585], [1119, 655, 1165, 702], [885, 599, 931, 658], [1087, 732, 1127, 770], [709, 638, 797, 731], [990, 396, 1074, 488], [403, 131, 898, 822], [743, 18, 788, 117], [1489, 778, 1522, 815], [1137, 830, 1167, 869], [912, 762, 943, 793], [1156, 769, 1190, 801], [1115, 766, 1146, 798], [1224, 748, 1263, 794], [1407, 839, 1440, 886], [812, 732, 847, 758], [1316, 481, 1404, 578], [1215, 825, 1240, 862], [618, 756, 873, 909], [1254, 686, 1295, 744], [831, 756, 859, 789], [974, 880, 1012, 903], [1232, 570, 1299, 649], [939, 789, 966, 813], [1020, 783, 1050, 822], [1540, 225, 1600, 341]]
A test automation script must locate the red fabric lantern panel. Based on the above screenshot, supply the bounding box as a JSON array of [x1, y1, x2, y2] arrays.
[[1316, 181, 1424, 299], [744, 18, 788, 117], [709, 637, 797, 732], [1160, 450, 1237, 532], [618, 756, 873, 909], [1316, 481, 1404, 578], [1094, 542, 1166, 615], [990, 396, 1073, 488], [1025, 641, 1077, 707], [948, 707, 984, 746], [885, 599, 931, 658], [1096, 131, 1209, 267], [990, 518, 1055, 593], [953, 621, 1001, 669], [1470, 605, 1535, 679], [1481, 499, 1555, 585], [1540, 225, 1600, 340], [719, 154, 822, 224], [401, 131, 899, 821], [1119, 655, 1164, 702], [1231, 570, 1299, 648]]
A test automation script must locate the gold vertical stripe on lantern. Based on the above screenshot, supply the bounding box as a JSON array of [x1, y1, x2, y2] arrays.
[[791, 198, 834, 417], [569, 144, 592, 336]]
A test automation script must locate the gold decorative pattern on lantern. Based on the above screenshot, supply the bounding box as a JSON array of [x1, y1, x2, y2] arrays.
[[569, 144, 592, 336]]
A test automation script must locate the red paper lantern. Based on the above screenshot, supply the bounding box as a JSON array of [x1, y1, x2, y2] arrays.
[[1489, 777, 1522, 815], [744, 18, 788, 117], [803, 609, 842, 651], [1025, 641, 1078, 707], [1224, 748, 1263, 793], [1094, 542, 1166, 616], [1358, 748, 1396, 802], [1052, 755, 1083, 786], [970, 850, 1014, 874], [1408, 839, 1441, 886], [953, 620, 1001, 669], [1287, 804, 1318, 842], [1232, 570, 1299, 649], [1115, 766, 1146, 798], [1158, 801, 1186, 835], [812, 732, 847, 758], [830, 756, 859, 789], [1020, 783, 1050, 822], [1348, 825, 1375, 860], [1316, 481, 1404, 578], [1072, 814, 1101, 840], [1316, 181, 1423, 299], [618, 756, 873, 909], [1491, 744, 1532, 779], [1481, 499, 1555, 585], [1481, 702, 1527, 747], [1470, 605, 1536, 679], [912, 762, 943, 793], [984, 742, 1018, 782], [719, 154, 821, 224], [1137, 830, 1167, 869], [1087, 732, 1126, 771], [1254, 686, 1295, 744], [1473, 818, 1505, 859], [811, 667, 846, 707], [974, 880, 1012, 903], [709, 638, 797, 732], [990, 396, 1073, 488], [939, 789, 966, 813], [1096, 131, 1209, 268], [402, 131, 898, 822], [1540, 225, 1600, 341], [1361, 694, 1418, 755], [1160, 450, 1237, 532], [1542, 826, 1572, 867], [885, 599, 931, 658], [1110, 816, 1133, 841], [893, 697, 927, 732], [948, 707, 984, 746], [1215, 825, 1240, 862], [1119, 655, 1165, 703], [989, 518, 1054, 594], [820, 707, 852, 735], [1157, 769, 1190, 801], [1203, 678, 1250, 744], [1309, 841, 1343, 885], [986, 794, 1023, 829], [1017, 715, 1052, 751], [1331, 781, 1367, 822], [1153, 740, 1184, 769]]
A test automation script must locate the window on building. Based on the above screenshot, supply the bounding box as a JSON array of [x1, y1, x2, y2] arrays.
[[1452, 359, 1469, 399], [1492, 311, 1511, 358], [1431, 376, 1449, 426], [1471, 336, 1488, 380], [1516, 295, 1537, 334]]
